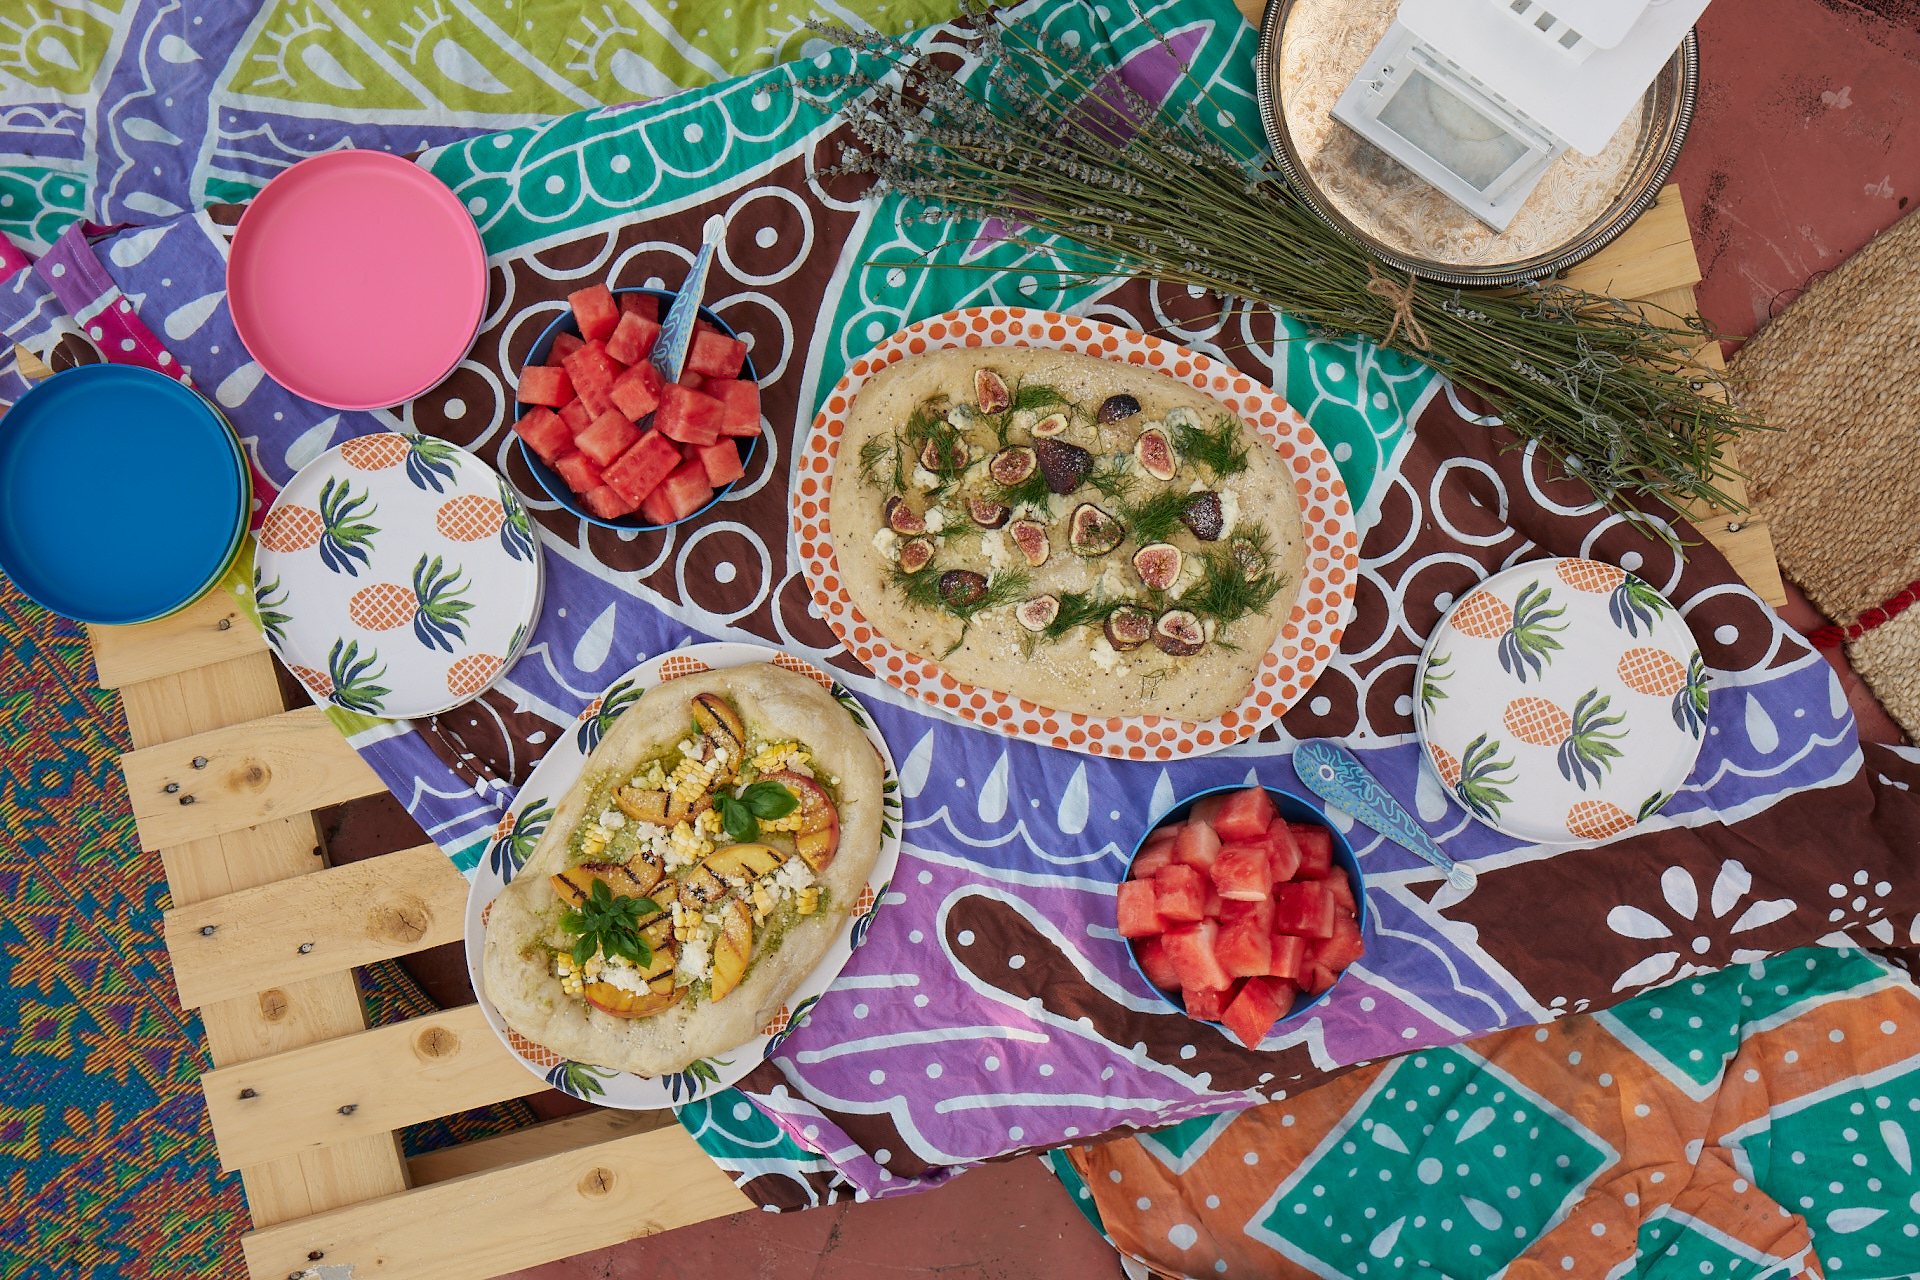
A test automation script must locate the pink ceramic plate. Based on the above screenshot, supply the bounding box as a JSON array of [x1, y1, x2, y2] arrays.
[[228, 150, 487, 411]]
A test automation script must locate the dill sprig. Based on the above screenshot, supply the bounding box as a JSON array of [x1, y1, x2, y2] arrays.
[[801, 2, 1765, 539], [994, 467, 1053, 511], [1179, 545, 1286, 629], [1086, 457, 1138, 503], [1174, 416, 1249, 480], [1124, 489, 1197, 544], [858, 434, 900, 491], [1041, 590, 1126, 641]]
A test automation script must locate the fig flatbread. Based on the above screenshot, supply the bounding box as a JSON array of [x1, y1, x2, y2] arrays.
[[482, 664, 884, 1076], [830, 347, 1307, 722]]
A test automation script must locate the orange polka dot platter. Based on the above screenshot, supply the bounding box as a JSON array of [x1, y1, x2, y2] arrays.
[[461, 641, 902, 1109], [793, 308, 1359, 761], [255, 431, 543, 719]]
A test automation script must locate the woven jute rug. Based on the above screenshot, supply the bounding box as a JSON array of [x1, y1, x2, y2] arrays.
[[1732, 205, 1920, 739]]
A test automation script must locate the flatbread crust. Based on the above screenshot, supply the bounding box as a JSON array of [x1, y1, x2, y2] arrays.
[[482, 663, 884, 1077], [830, 348, 1308, 722]]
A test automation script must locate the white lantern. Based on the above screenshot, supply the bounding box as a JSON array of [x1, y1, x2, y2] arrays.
[[1331, 0, 1711, 230]]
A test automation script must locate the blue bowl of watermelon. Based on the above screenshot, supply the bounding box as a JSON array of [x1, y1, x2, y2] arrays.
[[1116, 783, 1367, 1048], [510, 285, 759, 530]]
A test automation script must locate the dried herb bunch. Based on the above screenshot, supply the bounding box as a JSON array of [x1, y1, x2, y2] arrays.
[[797, 3, 1761, 531]]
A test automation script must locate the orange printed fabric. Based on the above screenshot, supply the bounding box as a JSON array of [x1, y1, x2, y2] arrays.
[[1066, 945, 1920, 1279]]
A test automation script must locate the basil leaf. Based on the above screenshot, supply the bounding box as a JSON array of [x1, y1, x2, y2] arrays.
[[744, 780, 799, 819], [572, 935, 595, 965], [631, 897, 659, 917], [634, 938, 654, 971], [559, 911, 589, 934], [719, 794, 758, 843]]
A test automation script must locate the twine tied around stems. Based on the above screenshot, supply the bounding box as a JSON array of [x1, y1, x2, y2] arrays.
[[1365, 264, 1431, 350]]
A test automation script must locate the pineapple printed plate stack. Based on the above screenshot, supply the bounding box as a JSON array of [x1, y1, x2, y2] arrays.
[[1414, 557, 1709, 845], [254, 431, 543, 718]]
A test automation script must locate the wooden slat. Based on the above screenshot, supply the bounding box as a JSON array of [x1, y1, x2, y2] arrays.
[[115, 651, 410, 1221], [203, 1005, 541, 1173], [164, 843, 468, 1008], [120, 704, 383, 851], [89, 589, 266, 690], [241, 1123, 755, 1280], [408, 1111, 674, 1186], [1560, 185, 1702, 299], [12, 342, 51, 381]]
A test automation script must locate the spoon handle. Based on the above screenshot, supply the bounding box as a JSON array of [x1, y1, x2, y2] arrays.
[[653, 214, 724, 383], [1292, 740, 1477, 893]]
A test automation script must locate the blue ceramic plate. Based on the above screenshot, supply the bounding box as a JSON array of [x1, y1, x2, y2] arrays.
[[1121, 783, 1368, 1042], [0, 364, 248, 625], [513, 288, 758, 530]]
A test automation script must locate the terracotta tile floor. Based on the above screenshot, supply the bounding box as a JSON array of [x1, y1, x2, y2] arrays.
[[323, 2, 1920, 1272]]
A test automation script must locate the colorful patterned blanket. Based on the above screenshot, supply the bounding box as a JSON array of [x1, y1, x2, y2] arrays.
[[6, 0, 1920, 1272]]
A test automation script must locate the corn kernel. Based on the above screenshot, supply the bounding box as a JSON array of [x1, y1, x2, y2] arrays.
[[797, 887, 819, 915], [697, 807, 723, 834]]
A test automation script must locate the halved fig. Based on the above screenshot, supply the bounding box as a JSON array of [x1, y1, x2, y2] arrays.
[[938, 569, 989, 607], [1181, 490, 1224, 541], [989, 446, 1037, 486], [1229, 535, 1267, 575], [885, 495, 925, 534], [1132, 542, 1183, 591], [920, 437, 968, 473], [975, 369, 1011, 413], [1008, 519, 1050, 567], [1098, 393, 1141, 424], [898, 537, 934, 573], [691, 692, 747, 755], [1153, 609, 1207, 656], [969, 498, 1011, 529], [1068, 503, 1125, 556], [1104, 605, 1155, 651], [1035, 438, 1093, 494], [1030, 411, 1069, 438], [1133, 427, 1176, 481], [1015, 595, 1061, 632]]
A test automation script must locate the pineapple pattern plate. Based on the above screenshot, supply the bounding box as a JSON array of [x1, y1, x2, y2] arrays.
[[1413, 557, 1708, 845], [254, 431, 544, 719]]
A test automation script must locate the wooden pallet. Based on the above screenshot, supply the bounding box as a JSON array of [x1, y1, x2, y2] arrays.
[[73, 183, 1777, 1280]]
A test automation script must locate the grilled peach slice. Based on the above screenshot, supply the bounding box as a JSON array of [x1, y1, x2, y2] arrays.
[[709, 899, 754, 1002], [678, 863, 728, 913], [551, 861, 662, 908], [764, 770, 839, 872], [691, 693, 747, 756], [704, 842, 783, 881], [664, 790, 713, 826], [583, 981, 683, 1019], [614, 787, 670, 824]]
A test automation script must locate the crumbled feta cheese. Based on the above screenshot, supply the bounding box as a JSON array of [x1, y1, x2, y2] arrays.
[[924, 507, 948, 533], [676, 929, 713, 983], [1089, 636, 1127, 676], [596, 954, 651, 994], [871, 527, 899, 561], [981, 527, 1009, 571], [598, 810, 626, 831], [1097, 559, 1129, 597], [1165, 407, 1199, 431], [1218, 486, 1240, 536], [911, 464, 940, 489]]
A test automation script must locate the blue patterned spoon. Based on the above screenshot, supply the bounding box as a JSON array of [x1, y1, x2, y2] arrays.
[[1293, 739, 1478, 893], [651, 213, 725, 383]]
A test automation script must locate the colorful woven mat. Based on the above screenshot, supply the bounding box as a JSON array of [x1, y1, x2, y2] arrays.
[[2, 0, 1913, 1235], [1057, 941, 1920, 1279], [0, 579, 532, 1278]]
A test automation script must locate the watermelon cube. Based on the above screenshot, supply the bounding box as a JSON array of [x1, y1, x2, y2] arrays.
[[1319, 869, 1358, 915], [1274, 882, 1336, 940], [1290, 823, 1334, 880], [1265, 819, 1302, 883], [1115, 880, 1167, 938], [676, 367, 705, 391], [1214, 918, 1272, 978], [552, 450, 604, 494], [652, 458, 715, 522], [563, 340, 621, 418], [512, 407, 572, 466], [686, 329, 748, 379], [1219, 895, 1275, 936], [1222, 978, 1292, 1048], [620, 292, 659, 321], [694, 318, 718, 337], [1214, 786, 1276, 842], [548, 331, 585, 365], [1315, 912, 1365, 973], [605, 311, 662, 367], [638, 486, 679, 525], [1174, 821, 1222, 874], [1302, 963, 1339, 997], [1266, 932, 1308, 981], [601, 431, 680, 505], [1184, 982, 1239, 1022], [694, 439, 745, 488], [1211, 844, 1273, 902], [706, 379, 763, 438], [1162, 921, 1232, 991], [656, 383, 725, 446], [575, 409, 642, 468], [610, 362, 664, 422], [558, 398, 591, 435], [1188, 795, 1227, 830], [1135, 936, 1181, 992], [516, 364, 573, 407], [579, 484, 640, 520], [569, 284, 619, 342], [1153, 863, 1207, 924], [1132, 838, 1178, 881]]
